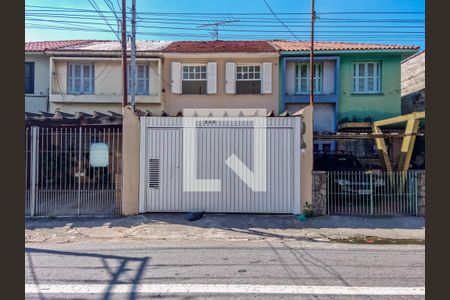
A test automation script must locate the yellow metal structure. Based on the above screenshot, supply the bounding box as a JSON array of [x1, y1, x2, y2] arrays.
[[339, 111, 425, 171]]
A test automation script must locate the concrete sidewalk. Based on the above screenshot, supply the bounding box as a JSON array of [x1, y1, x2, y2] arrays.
[[25, 213, 425, 244]]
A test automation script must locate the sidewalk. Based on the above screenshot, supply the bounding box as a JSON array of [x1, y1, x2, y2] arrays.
[[25, 213, 425, 244]]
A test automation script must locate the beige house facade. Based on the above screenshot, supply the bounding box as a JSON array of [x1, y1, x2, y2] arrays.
[[46, 41, 170, 115], [161, 41, 280, 115]]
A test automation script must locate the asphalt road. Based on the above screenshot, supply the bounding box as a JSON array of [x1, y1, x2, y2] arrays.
[[25, 239, 425, 299]]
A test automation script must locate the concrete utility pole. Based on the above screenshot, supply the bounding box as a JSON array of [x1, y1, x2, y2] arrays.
[[310, 0, 315, 106], [121, 0, 128, 107], [130, 0, 137, 111]]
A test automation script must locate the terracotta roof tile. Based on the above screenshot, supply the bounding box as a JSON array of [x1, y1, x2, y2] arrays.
[[163, 40, 277, 53], [270, 40, 419, 51], [25, 40, 95, 52], [55, 40, 171, 52]]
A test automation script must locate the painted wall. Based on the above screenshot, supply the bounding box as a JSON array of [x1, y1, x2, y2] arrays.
[[162, 53, 279, 115], [286, 103, 335, 132], [25, 54, 49, 112], [49, 58, 163, 114], [338, 53, 404, 123]]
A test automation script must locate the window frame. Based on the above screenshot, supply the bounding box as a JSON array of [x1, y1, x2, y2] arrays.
[[25, 62, 35, 94], [295, 62, 323, 95], [182, 63, 207, 81], [236, 64, 261, 81], [128, 64, 150, 95], [352, 61, 381, 94], [67, 63, 95, 95]]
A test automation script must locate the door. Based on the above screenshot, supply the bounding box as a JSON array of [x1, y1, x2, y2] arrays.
[[146, 128, 182, 212]]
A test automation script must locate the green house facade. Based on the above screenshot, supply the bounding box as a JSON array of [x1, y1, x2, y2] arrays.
[[273, 41, 419, 136]]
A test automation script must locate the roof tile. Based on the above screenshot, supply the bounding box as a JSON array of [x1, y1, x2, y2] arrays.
[[25, 40, 95, 52], [163, 40, 277, 52], [270, 40, 419, 51]]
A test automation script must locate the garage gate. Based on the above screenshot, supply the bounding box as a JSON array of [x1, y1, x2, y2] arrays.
[[139, 117, 301, 214]]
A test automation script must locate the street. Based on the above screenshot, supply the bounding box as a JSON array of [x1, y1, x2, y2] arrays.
[[25, 239, 424, 299]]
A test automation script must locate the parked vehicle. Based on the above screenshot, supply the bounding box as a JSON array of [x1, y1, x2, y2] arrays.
[[314, 151, 366, 172], [314, 151, 385, 196]]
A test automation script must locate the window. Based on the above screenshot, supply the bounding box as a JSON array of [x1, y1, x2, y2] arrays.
[[236, 64, 261, 94], [25, 62, 34, 94], [352, 61, 381, 94], [128, 64, 149, 95], [182, 64, 207, 94], [68, 63, 95, 94], [295, 63, 322, 94]]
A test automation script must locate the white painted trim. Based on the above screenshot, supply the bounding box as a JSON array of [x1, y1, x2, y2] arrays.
[[25, 284, 425, 296], [293, 117, 301, 214], [138, 118, 147, 213]]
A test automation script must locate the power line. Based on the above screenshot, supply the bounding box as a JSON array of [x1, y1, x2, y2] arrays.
[[263, 0, 300, 40], [88, 0, 121, 41], [25, 5, 424, 15]]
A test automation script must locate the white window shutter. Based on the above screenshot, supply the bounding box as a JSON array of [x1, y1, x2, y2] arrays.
[[207, 62, 217, 94], [225, 62, 236, 94], [171, 62, 182, 94], [261, 62, 272, 94]]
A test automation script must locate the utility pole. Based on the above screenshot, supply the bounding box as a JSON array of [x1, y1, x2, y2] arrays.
[[130, 0, 137, 111], [309, 0, 315, 106], [121, 0, 128, 107]]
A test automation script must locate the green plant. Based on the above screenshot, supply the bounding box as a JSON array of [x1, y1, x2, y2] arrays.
[[303, 202, 317, 218]]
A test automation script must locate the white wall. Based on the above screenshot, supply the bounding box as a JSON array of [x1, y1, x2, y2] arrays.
[[25, 54, 50, 112], [49, 58, 163, 113]]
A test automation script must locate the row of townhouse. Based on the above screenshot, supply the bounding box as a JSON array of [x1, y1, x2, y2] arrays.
[[25, 40, 419, 135]]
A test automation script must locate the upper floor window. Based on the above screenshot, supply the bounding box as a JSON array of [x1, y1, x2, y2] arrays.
[[236, 64, 261, 94], [295, 63, 322, 94], [128, 64, 149, 95], [68, 63, 95, 94], [25, 62, 35, 94], [182, 64, 207, 94], [352, 61, 381, 94]]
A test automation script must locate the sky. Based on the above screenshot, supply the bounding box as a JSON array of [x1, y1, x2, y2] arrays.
[[25, 0, 425, 49]]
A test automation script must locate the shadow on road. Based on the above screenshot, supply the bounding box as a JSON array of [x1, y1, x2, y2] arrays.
[[26, 247, 149, 300]]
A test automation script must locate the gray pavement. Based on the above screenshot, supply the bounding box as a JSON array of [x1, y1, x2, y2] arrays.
[[25, 239, 425, 299], [25, 213, 425, 244]]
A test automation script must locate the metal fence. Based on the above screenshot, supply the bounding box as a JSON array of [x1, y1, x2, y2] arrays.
[[326, 171, 418, 216], [25, 126, 122, 216]]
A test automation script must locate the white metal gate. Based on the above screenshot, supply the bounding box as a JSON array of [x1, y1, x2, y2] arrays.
[[25, 126, 122, 216], [139, 117, 301, 214]]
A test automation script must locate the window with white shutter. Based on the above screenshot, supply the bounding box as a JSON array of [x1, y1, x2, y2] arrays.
[[181, 64, 207, 94], [225, 62, 236, 94], [171, 62, 182, 94], [261, 62, 272, 94], [352, 61, 381, 94], [128, 64, 149, 95], [68, 63, 95, 94], [207, 62, 217, 94], [295, 63, 322, 94], [236, 64, 261, 94]]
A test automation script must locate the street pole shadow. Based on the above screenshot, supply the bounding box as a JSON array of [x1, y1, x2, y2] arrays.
[[25, 247, 149, 300]]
